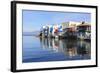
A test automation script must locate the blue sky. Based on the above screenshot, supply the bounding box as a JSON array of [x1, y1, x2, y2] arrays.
[[22, 10, 91, 32]]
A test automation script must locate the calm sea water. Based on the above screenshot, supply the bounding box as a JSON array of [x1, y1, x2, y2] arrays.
[[22, 35, 91, 63]]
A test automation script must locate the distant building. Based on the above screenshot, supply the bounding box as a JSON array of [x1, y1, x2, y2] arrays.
[[61, 21, 81, 37], [77, 22, 91, 40], [61, 21, 81, 30], [40, 21, 91, 40]]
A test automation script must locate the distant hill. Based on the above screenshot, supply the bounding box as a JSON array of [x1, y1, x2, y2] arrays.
[[23, 31, 40, 36]]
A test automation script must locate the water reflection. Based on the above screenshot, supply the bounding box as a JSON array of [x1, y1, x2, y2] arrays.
[[23, 36, 91, 63], [39, 37, 91, 59]]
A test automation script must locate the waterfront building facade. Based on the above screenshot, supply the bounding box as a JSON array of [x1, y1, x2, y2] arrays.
[[77, 22, 91, 40], [40, 21, 91, 40]]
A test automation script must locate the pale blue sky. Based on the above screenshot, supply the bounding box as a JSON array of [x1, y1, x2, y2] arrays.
[[22, 10, 91, 32]]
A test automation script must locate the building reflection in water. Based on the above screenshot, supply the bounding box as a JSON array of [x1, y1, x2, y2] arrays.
[[39, 37, 91, 59]]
